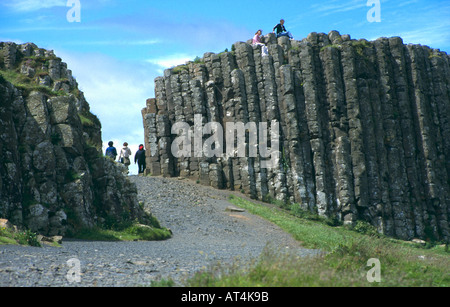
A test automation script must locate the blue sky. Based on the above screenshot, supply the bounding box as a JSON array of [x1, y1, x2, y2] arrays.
[[1, 0, 449, 174]]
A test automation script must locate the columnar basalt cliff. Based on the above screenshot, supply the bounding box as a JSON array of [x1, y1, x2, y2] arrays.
[[142, 31, 450, 242], [0, 42, 151, 236]]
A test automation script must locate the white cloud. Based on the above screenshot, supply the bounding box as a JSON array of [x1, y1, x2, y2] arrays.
[[66, 39, 161, 46], [146, 53, 196, 73], [4, 0, 67, 12], [311, 0, 367, 16], [0, 37, 24, 44], [366, 1, 450, 51], [396, 25, 450, 49], [396, 0, 419, 7], [56, 49, 157, 172]]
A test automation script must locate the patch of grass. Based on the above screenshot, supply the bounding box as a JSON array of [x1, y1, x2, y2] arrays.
[[72, 223, 172, 242], [0, 227, 41, 247], [218, 49, 227, 55], [0, 70, 65, 97], [149, 279, 176, 287], [78, 111, 99, 127], [70, 212, 171, 242], [78, 113, 94, 126], [186, 196, 449, 287], [352, 40, 371, 56], [320, 44, 342, 52], [193, 56, 204, 64], [64, 169, 81, 183], [230, 196, 356, 251], [171, 64, 189, 74], [428, 50, 442, 60], [262, 194, 341, 227]]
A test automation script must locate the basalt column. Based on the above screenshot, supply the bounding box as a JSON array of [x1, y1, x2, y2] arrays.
[[142, 32, 450, 242]]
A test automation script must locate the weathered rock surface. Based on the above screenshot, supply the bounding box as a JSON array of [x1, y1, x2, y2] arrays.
[[142, 31, 450, 242], [0, 42, 151, 236]]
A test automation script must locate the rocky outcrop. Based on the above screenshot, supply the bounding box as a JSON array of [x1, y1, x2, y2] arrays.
[[142, 31, 450, 242], [0, 42, 151, 236]]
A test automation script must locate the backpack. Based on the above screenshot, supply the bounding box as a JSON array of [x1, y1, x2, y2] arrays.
[[121, 147, 131, 158]]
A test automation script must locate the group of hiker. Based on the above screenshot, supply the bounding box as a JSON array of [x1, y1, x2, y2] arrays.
[[105, 141, 146, 174], [252, 19, 294, 56], [103, 19, 293, 174]]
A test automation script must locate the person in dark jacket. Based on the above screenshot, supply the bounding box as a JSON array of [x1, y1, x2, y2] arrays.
[[135, 144, 146, 174], [272, 19, 293, 39], [105, 141, 117, 160]]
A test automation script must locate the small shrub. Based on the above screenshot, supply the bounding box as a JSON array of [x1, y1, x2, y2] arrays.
[[193, 56, 204, 64], [172, 64, 188, 74], [71, 222, 172, 242], [78, 113, 95, 127], [290, 203, 320, 220], [1, 228, 41, 247], [124, 224, 170, 241], [351, 40, 371, 57], [262, 193, 289, 210], [350, 220, 380, 237], [19, 230, 41, 247]]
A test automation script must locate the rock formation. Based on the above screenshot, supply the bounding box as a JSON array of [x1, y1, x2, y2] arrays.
[[0, 42, 151, 236], [142, 31, 450, 242]]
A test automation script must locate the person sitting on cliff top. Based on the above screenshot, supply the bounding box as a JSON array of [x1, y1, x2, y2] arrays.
[[272, 19, 294, 40], [252, 29, 269, 56]]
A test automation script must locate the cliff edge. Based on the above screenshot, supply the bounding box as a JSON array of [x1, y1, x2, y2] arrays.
[[0, 42, 151, 236]]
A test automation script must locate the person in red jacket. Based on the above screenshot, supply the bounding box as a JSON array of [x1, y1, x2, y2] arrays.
[[134, 144, 146, 174]]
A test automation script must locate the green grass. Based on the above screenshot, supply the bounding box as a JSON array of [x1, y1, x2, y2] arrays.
[[70, 222, 172, 242], [1, 222, 171, 246], [171, 64, 189, 74], [78, 113, 95, 127], [320, 44, 342, 52], [78, 111, 100, 128], [0, 227, 41, 247], [185, 196, 449, 287], [230, 196, 357, 251], [0, 69, 65, 97]]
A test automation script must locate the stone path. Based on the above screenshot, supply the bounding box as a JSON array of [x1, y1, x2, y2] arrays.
[[0, 175, 316, 286]]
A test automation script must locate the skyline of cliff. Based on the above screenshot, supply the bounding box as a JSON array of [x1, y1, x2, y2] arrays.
[[1, 0, 449, 175]]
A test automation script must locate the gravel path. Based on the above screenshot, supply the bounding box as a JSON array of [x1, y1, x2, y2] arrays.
[[0, 175, 317, 287]]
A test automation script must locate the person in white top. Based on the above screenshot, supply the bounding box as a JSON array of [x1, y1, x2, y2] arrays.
[[118, 142, 132, 173], [252, 29, 269, 56]]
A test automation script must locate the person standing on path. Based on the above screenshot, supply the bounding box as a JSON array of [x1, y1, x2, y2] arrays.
[[105, 141, 117, 160], [135, 144, 146, 175], [119, 142, 132, 173]]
